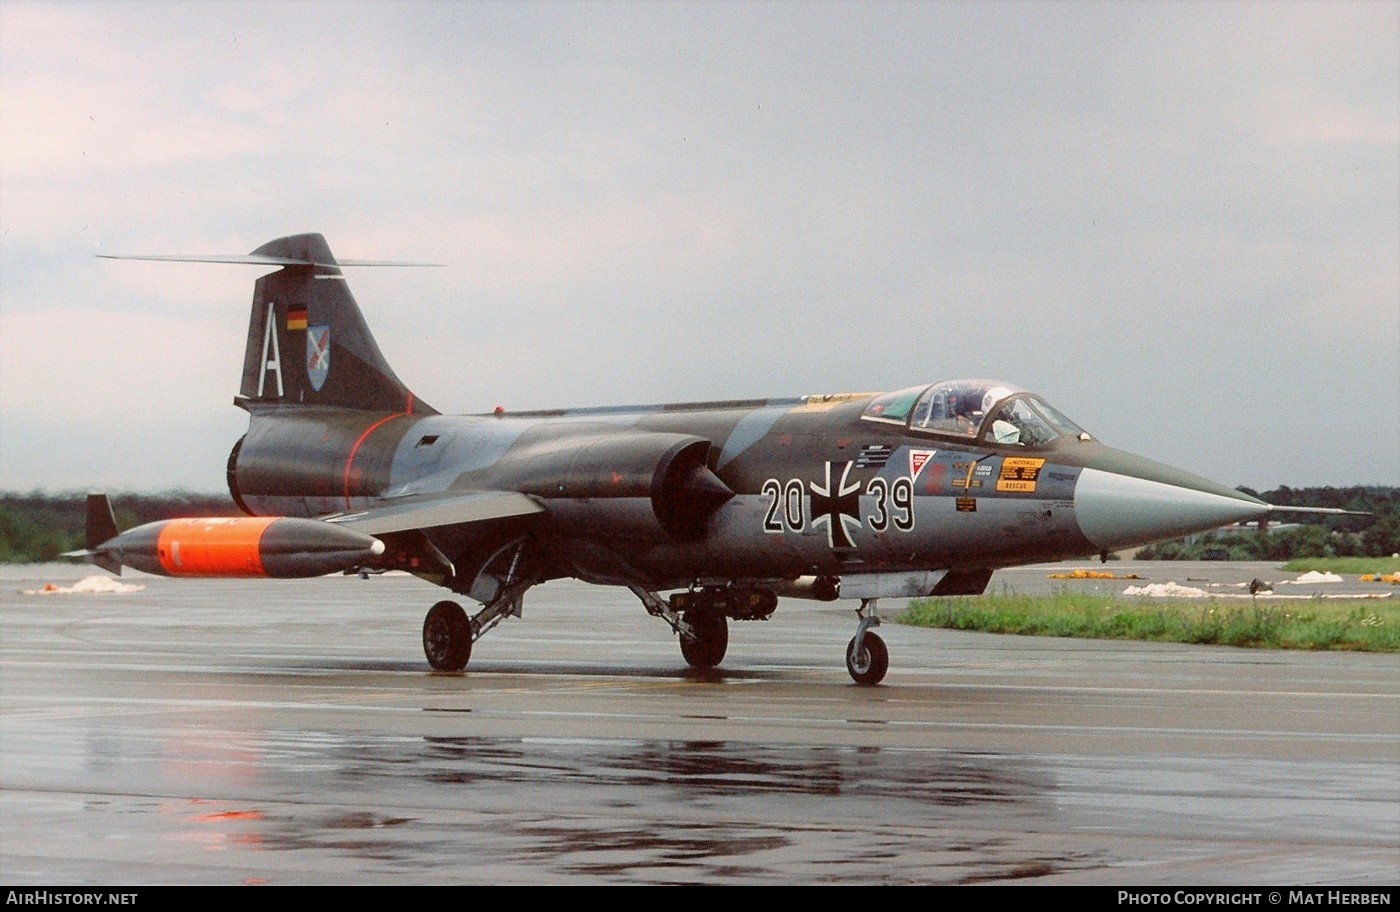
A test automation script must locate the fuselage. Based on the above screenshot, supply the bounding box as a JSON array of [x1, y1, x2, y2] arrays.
[[228, 386, 1269, 594]]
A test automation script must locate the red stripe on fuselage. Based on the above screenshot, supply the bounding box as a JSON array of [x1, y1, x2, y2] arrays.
[[342, 402, 413, 508]]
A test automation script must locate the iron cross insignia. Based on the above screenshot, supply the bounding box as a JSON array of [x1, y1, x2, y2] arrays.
[[809, 460, 862, 549]]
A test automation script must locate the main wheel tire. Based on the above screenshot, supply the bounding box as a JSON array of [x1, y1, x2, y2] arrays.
[[679, 611, 728, 668], [846, 631, 889, 686], [423, 600, 472, 671]]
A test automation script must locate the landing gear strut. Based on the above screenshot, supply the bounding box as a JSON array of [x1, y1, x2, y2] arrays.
[[846, 598, 888, 686], [629, 585, 735, 670], [420, 579, 531, 674], [420, 538, 534, 672]]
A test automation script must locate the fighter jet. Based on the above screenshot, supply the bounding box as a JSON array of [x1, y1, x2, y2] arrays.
[[81, 233, 1300, 684]]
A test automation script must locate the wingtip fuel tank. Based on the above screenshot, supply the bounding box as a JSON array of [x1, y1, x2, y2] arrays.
[[68, 494, 385, 579]]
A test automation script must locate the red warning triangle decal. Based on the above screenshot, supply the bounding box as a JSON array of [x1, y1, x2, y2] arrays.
[[908, 449, 936, 482]]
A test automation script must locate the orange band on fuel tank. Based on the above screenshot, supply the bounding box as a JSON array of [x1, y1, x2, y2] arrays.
[[156, 517, 278, 577]]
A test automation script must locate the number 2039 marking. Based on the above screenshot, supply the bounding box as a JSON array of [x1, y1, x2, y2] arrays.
[[762, 476, 914, 533]]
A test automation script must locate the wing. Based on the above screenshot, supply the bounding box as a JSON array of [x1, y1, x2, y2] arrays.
[[323, 490, 546, 584], [325, 490, 544, 536]]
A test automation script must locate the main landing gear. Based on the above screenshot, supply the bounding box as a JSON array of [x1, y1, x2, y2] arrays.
[[423, 600, 471, 671], [846, 598, 888, 686], [679, 610, 728, 668], [420, 583, 528, 672], [629, 585, 740, 670]]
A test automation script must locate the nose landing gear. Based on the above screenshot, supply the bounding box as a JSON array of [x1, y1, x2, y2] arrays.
[[846, 598, 888, 686]]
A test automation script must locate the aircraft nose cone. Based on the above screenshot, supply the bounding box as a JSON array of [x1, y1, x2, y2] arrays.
[[1074, 451, 1269, 551]]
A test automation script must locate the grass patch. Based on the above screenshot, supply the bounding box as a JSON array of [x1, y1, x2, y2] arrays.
[[899, 590, 1399, 652], [1282, 556, 1400, 575]]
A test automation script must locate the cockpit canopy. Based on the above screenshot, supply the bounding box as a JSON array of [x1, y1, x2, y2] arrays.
[[861, 379, 1089, 448]]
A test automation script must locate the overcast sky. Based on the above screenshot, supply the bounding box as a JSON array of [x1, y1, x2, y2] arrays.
[[1, 0, 1396, 495]]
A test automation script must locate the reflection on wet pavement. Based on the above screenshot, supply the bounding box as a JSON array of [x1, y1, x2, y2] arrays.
[[19, 722, 1379, 884], [198, 732, 1089, 884], [11, 725, 1092, 883], [415, 736, 1038, 805], [4, 567, 1394, 884]]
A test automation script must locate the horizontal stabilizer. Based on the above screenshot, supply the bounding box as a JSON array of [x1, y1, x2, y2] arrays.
[[97, 253, 442, 267], [60, 547, 123, 576], [326, 490, 545, 536]]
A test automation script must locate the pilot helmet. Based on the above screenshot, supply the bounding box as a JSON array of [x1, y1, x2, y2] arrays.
[[982, 386, 1013, 414]]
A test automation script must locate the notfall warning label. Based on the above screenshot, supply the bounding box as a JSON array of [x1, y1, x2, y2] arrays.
[[997, 458, 1044, 493]]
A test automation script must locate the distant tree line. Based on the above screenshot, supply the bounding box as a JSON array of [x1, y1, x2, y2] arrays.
[[0, 491, 239, 562], [1135, 486, 1399, 560]]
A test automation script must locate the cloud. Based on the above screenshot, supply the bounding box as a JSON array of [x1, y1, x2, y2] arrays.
[[1, 0, 1395, 489]]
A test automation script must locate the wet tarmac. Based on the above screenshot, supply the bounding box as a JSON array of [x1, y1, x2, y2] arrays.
[[1, 561, 1396, 885]]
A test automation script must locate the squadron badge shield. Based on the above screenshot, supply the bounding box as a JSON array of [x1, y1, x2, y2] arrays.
[[306, 325, 330, 391]]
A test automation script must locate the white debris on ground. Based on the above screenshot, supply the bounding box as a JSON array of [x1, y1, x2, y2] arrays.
[[1279, 570, 1345, 584], [22, 576, 145, 595], [1123, 579, 1390, 600], [1123, 582, 1210, 598]]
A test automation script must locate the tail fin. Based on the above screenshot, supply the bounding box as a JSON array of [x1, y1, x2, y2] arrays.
[[99, 233, 440, 414], [65, 493, 122, 575], [84, 493, 120, 548], [236, 234, 437, 414]]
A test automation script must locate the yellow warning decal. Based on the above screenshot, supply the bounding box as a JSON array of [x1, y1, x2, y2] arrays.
[[1000, 457, 1045, 477], [997, 457, 1044, 493], [956, 497, 977, 513]]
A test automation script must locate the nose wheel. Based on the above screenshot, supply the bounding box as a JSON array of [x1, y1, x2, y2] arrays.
[[846, 598, 888, 685], [846, 630, 888, 685]]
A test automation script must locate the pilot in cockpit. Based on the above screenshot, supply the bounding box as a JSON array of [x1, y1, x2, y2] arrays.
[[981, 386, 1021, 444], [947, 390, 980, 434], [867, 379, 1089, 448]]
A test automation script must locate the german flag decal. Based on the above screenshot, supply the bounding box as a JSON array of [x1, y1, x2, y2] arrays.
[[286, 308, 308, 331]]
